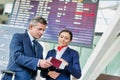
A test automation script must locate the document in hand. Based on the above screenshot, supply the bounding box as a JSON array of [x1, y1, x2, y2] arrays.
[[48, 57, 66, 69]]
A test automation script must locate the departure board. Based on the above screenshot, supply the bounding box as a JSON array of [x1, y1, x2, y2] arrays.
[[8, 0, 99, 48]]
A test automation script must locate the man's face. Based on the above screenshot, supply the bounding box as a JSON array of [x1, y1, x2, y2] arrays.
[[29, 23, 46, 39]]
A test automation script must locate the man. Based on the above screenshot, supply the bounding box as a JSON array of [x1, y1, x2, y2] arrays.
[[2, 16, 52, 80]]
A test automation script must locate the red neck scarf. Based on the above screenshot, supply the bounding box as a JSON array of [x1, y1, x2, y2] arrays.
[[57, 46, 65, 51]]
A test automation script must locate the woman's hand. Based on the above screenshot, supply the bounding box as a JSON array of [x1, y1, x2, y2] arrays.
[[60, 58, 68, 66], [48, 71, 60, 79]]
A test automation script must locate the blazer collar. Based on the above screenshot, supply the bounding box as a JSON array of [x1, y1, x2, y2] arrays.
[[24, 30, 33, 46], [52, 47, 71, 58]]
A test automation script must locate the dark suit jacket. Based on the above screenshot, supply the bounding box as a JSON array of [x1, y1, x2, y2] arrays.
[[41, 47, 81, 80], [2, 31, 43, 80]]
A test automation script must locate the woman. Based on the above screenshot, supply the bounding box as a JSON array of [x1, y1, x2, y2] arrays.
[[41, 29, 81, 80]]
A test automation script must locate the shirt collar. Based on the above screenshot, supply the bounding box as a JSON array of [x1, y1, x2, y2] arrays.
[[55, 45, 68, 51], [27, 31, 34, 42]]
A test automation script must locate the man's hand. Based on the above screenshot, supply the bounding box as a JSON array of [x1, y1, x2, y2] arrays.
[[39, 59, 52, 68]]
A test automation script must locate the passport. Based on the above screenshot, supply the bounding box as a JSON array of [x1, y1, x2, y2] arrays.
[[48, 57, 66, 69], [50, 57, 62, 68]]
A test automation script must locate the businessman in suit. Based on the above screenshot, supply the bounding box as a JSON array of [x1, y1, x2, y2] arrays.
[[40, 29, 81, 80], [2, 16, 52, 80]]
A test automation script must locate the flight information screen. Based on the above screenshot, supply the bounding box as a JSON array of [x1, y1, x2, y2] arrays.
[[8, 0, 99, 48]]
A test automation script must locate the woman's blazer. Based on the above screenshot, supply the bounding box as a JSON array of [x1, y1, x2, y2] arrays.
[[41, 47, 81, 80]]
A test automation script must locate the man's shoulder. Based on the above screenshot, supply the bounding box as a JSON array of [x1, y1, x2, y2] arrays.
[[13, 32, 26, 36], [13, 32, 26, 40]]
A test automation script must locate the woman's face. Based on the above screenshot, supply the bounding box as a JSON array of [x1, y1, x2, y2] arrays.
[[58, 32, 71, 46]]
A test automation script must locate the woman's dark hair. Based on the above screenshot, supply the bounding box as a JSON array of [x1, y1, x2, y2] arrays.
[[59, 29, 73, 41]]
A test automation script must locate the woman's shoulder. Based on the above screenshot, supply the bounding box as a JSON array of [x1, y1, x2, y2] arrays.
[[48, 49, 56, 53], [67, 47, 78, 53], [66, 47, 79, 56]]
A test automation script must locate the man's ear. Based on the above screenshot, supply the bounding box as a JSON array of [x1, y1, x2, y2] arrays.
[[29, 24, 33, 29]]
